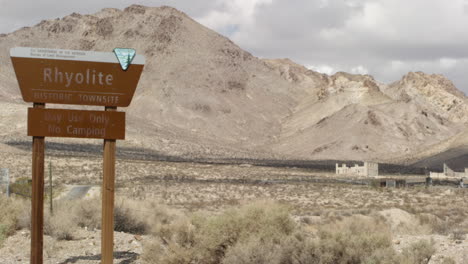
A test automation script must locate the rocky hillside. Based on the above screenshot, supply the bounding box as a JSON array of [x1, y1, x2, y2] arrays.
[[266, 59, 467, 162], [0, 5, 302, 159], [382, 72, 468, 123], [1, 5, 467, 164]]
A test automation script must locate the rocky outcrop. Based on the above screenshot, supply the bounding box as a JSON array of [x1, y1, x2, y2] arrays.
[[382, 72, 468, 123]]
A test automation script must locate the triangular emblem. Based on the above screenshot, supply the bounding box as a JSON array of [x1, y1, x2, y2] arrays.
[[113, 48, 136, 71]]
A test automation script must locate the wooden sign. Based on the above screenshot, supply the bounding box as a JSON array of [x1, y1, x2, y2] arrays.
[[28, 108, 125, 139], [10, 46, 145, 264], [10, 47, 145, 107]]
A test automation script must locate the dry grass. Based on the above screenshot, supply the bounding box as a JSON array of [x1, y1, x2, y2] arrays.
[[399, 239, 435, 264], [142, 200, 439, 264], [43, 197, 179, 240], [44, 202, 77, 240], [0, 189, 455, 263], [143, 200, 295, 264], [0, 196, 29, 245], [2, 160, 467, 262], [1, 194, 180, 243]]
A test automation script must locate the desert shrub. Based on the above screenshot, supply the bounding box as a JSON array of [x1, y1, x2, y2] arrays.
[[0, 197, 29, 245], [315, 215, 395, 264], [399, 239, 435, 264], [362, 247, 401, 264], [143, 200, 295, 264], [222, 236, 285, 264], [416, 212, 460, 236], [0, 224, 8, 245], [193, 200, 295, 263], [450, 228, 466, 241], [142, 217, 197, 264], [143, 201, 403, 264], [9, 177, 32, 198], [440, 257, 456, 264], [69, 197, 178, 235], [113, 199, 180, 235], [44, 202, 77, 240], [223, 232, 322, 264], [143, 201, 442, 264], [42, 197, 178, 240], [114, 199, 150, 234], [70, 198, 101, 230]]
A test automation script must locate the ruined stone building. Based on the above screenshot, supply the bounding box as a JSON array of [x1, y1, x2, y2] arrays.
[[429, 163, 468, 178], [336, 162, 379, 177]]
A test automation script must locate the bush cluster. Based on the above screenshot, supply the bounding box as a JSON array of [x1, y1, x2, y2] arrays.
[[142, 201, 437, 264], [0, 196, 441, 264], [43, 198, 176, 240], [0, 197, 29, 245]]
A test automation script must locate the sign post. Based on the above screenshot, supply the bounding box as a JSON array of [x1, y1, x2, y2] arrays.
[[10, 47, 144, 264], [49, 161, 53, 215], [31, 103, 45, 264], [102, 106, 117, 263]]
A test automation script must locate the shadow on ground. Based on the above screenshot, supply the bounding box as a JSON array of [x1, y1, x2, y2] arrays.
[[5, 140, 428, 174], [58, 251, 139, 264]]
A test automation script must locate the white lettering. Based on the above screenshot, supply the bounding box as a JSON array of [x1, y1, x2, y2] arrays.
[[106, 74, 113, 85], [54, 67, 63, 83], [42, 67, 114, 87], [98, 72, 104, 85], [48, 124, 61, 134], [77, 94, 119, 104], [75, 73, 84, 84], [44, 112, 62, 123], [67, 125, 105, 137], [89, 113, 110, 125], [65, 72, 73, 87], [44, 68, 52, 82]]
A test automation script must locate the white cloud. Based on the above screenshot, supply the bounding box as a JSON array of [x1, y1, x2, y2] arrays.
[[1, 0, 468, 92], [440, 58, 458, 69], [350, 65, 369, 75], [338, 0, 468, 56], [308, 65, 335, 75], [197, 0, 273, 34], [226, 0, 468, 91]]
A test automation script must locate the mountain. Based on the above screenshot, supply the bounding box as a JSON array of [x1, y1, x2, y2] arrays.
[[0, 5, 303, 159], [382, 72, 468, 123], [1, 5, 467, 164], [265, 60, 467, 161]]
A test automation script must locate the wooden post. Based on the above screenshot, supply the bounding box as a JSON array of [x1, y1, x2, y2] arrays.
[[101, 106, 117, 264], [31, 103, 45, 264], [49, 161, 53, 215]]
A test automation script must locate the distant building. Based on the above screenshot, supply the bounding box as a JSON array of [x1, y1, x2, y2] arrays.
[[336, 162, 379, 177], [429, 163, 468, 178]]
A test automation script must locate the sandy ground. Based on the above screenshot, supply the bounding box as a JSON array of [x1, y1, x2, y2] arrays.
[[0, 229, 146, 264], [1, 154, 467, 263]]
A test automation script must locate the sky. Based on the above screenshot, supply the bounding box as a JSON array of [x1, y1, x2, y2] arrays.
[[1, 0, 468, 92]]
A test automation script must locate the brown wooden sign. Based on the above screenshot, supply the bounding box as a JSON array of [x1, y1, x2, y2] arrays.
[[11, 47, 145, 264], [28, 108, 125, 139], [10, 47, 145, 107]]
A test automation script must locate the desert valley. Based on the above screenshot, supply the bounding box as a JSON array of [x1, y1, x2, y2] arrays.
[[0, 4, 467, 264]]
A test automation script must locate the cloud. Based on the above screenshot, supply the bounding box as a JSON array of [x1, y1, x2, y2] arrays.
[[439, 58, 458, 69], [226, 0, 468, 91], [375, 58, 468, 89], [197, 0, 273, 35], [1, 0, 467, 92], [350, 65, 369, 75], [0, 0, 217, 34], [308, 65, 336, 75]]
